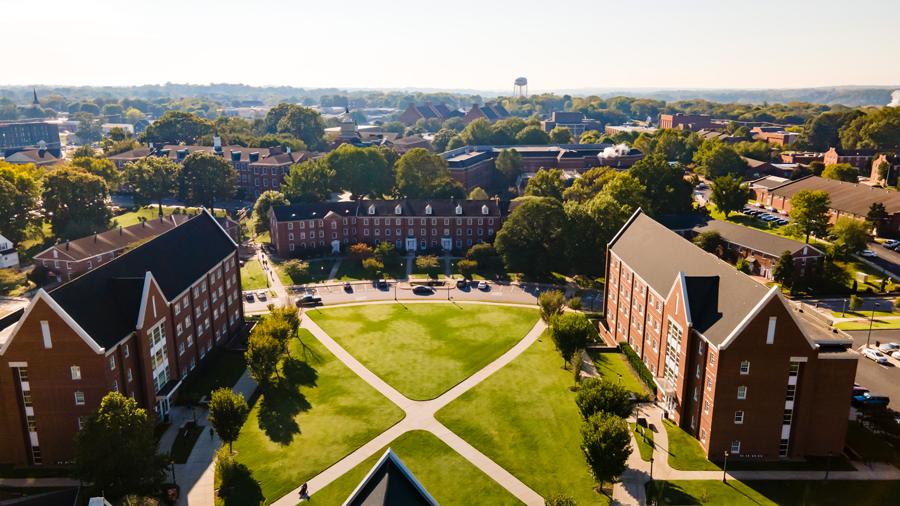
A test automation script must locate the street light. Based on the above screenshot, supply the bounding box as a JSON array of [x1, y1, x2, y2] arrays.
[[649, 455, 654, 480], [865, 302, 881, 348], [170, 459, 177, 487], [722, 450, 729, 483]]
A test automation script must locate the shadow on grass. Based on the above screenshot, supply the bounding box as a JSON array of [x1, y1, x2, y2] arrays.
[[217, 458, 264, 506], [257, 358, 318, 446]]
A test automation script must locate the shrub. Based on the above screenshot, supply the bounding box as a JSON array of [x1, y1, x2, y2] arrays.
[[538, 290, 566, 323], [545, 494, 577, 506], [575, 377, 635, 419], [849, 294, 862, 311], [362, 258, 384, 279], [281, 259, 310, 284], [456, 259, 478, 279], [349, 242, 373, 259], [620, 343, 657, 395], [567, 296, 582, 310], [735, 257, 751, 273]]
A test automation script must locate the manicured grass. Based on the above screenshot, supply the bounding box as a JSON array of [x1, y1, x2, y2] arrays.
[[590, 350, 649, 395], [112, 205, 227, 228], [312, 431, 521, 505], [831, 309, 895, 318], [436, 332, 609, 505], [178, 349, 247, 405], [334, 258, 409, 281], [663, 419, 720, 471], [271, 258, 333, 286], [231, 331, 405, 503], [835, 318, 900, 331], [647, 480, 900, 506], [240, 259, 269, 290], [308, 303, 538, 400], [170, 422, 204, 464], [846, 421, 900, 467], [0, 268, 32, 297], [631, 423, 654, 462], [450, 259, 486, 280]]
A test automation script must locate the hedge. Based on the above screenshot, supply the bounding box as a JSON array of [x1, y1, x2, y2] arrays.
[[619, 343, 658, 396]]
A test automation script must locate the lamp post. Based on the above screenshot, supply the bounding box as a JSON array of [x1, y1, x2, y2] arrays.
[[649, 455, 654, 480], [865, 302, 880, 348], [170, 459, 177, 487], [841, 298, 847, 318], [722, 451, 729, 483]]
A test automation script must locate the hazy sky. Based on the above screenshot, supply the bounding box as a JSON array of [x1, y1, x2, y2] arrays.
[[4, 0, 899, 91]]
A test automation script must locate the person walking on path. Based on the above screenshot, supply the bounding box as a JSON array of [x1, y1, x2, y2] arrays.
[[298, 482, 310, 502], [209, 426, 215, 441]]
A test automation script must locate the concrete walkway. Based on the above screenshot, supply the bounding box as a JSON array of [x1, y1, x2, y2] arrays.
[[270, 310, 548, 506], [405, 255, 414, 278], [327, 258, 342, 280]]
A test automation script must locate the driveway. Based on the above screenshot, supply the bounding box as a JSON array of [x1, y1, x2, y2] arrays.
[[845, 329, 900, 410]]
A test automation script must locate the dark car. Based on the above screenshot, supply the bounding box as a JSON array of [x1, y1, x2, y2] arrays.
[[343, 282, 353, 293], [245, 292, 255, 302], [456, 279, 469, 290], [374, 279, 389, 290], [412, 285, 434, 295], [296, 294, 322, 307], [851, 392, 890, 408]]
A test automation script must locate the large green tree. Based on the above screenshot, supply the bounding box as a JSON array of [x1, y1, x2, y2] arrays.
[[709, 174, 751, 218], [581, 412, 632, 493], [495, 148, 524, 185], [575, 378, 635, 419], [563, 194, 630, 276], [515, 125, 551, 145], [821, 163, 859, 183], [70, 156, 122, 190], [75, 392, 167, 500], [176, 151, 238, 209], [831, 217, 870, 257], [839, 107, 900, 150], [207, 388, 249, 453], [0, 161, 42, 243], [628, 154, 693, 215], [325, 144, 392, 198], [124, 156, 180, 217], [42, 167, 111, 239], [867, 202, 888, 233], [281, 158, 335, 202], [253, 191, 289, 233], [524, 169, 566, 200], [772, 250, 795, 288], [458, 118, 494, 145], [263, 103, 326, 150], [245, 328, 281, 388], [693, 140, 747, 178], [563, 167, 615, 202], [142, 111, 213, 145], [804, 110, 863, 151], [394, 148, 453, 198], [549, 126, 573, 144], [494, 197, 567, 277], [788, 189, 831, 243], [549, 312, 595, 368]]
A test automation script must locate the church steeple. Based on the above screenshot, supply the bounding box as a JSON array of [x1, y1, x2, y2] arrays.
[[32, 88, 39, 105]]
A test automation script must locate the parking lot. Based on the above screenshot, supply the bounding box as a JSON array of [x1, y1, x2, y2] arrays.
[[242, 289, 282, 314], [846, 329, 900, 411], [740, 203, 791, 226]]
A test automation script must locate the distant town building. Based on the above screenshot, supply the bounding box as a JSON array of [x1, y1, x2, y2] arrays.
[[540, 112, 601, 138], [0, 234, 19, 269], [822, 147, 877, 171], [462, 102, 511, 125], [0, 119, 61, 157], [398, 102, 461, 126], [380, 134, 433, 154], [2, 147, 61, 167], [740, 157, 800, 179], [869, 153, 899, 186], [779, 151, 823, 165], [218, 106, 271, 120], [658, 113, 717, 132], [751, 126, 799, 146], [604, 124, 658, 136]]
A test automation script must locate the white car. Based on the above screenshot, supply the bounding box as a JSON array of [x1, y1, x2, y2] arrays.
[[892, 351, 900, 361], [863, 348, 889, 364], [860, 250, 878, 258], [878, 342, 900, 353], [883, 240, 900, 249]]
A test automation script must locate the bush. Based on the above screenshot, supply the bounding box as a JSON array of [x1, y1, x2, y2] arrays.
[[620, 343, 657, 395], [850, 294, 862, 311], [456, 259, 478, 279], [349, 242, 373, 259], [735, 257, 751, 273], [545, 494, 577, 506], [281, 259, 310, 284], [362, 258, 384, 279], [538, 290, 566, 323], [567, 296, 582, 310], [575, 377, 634, 419]]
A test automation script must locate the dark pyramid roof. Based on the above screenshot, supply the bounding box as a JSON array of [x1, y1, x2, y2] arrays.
[[684, 276, 721, 335], [345, 449, 437, 506], [49, 212, 235, 349]]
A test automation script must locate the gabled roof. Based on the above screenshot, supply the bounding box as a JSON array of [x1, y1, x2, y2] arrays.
[[343, 449, 437, 506], [46, 211, 235, 349], [768, 175, 900, 216], [35, 215, 192, 261], [659, 214, 823, 258]]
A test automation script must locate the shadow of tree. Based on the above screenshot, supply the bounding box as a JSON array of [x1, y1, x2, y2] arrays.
[[216, 459, 264, 506], [257, 358, 317, 446]]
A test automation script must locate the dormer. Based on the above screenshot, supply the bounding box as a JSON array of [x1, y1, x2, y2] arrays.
[[481, 204, 489, 215], [394, 204, 402, 215], [368, 204, 376, 215], [455, 204, 463, 215], [425, 204, 433, 215]]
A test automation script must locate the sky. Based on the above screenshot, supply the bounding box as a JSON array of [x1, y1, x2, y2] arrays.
[[3, 0, 899, 91]]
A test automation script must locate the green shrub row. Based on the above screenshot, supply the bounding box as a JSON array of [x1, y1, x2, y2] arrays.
[[619, 343, 657, 396]]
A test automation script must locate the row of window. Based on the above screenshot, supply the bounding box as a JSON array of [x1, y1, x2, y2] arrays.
[[286, 217, 496, 229]]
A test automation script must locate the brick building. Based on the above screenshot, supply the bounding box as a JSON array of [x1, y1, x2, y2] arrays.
[[658, 113, 717, 132], [822, 147, 877, 171], [462, 103, 511, 125], [0, 211, 243, 466], [869, 153, 899, 186], [33, 214, 240, 283], [540, 112, 601, 139], [268, 199, 507, 257], [602, 211, 856, 461], [0, 120, 61, 157], [397, 102, 461, 126], [751, 127, 799, 146]]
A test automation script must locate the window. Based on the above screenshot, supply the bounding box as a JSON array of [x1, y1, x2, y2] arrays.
[[783, 409, 793, 425], [127, 368, 133, 383], [700, 429, 707, 443], [71, 366, 81, 380], [706, 377, 713, 391], [766, 316, 777, 344], [178, 342, 185, 355], [788, 362, 800, 377], [739, 360, 750, 375], [113, 380, 119, 392], [696, 364, 701, 378], [737, 386, 747, 399], [731, 440, 741, 454], [734, 411, 744, 424], [108, 356, 116, 370], [123, 344, 129, 358], [74, 391, 85, 406], [785, 384, 796, 401], [40, 321, 51, 349], [693, 387, 698, 401], [779, 438, 790, 457], [704, 399, 710, 414]]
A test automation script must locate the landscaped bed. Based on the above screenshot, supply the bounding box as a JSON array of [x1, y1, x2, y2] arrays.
[[231, 330, 404, 503], [631, 422, 654, 462], [307, 303, 539, 400], [311, 430, 521, 505], [436, 332, 608, 505]]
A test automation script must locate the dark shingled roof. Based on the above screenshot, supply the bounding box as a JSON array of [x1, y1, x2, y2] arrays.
[[345, 449, 436, 506], [768, 175, 900, 216], [48, 212, 235, 349], [270, 199, 506, 221], [659, 215, 822, 258], [610, 211, 771, 345]]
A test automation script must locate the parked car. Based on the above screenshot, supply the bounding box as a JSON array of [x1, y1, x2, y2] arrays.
[[776, 219, 789, 226], [852, 385, 870, 397], [852, 392, 891, 408], [477, 281, 489, 291], [245, 292, 255, 303], [892, 351, 900, 360], [257, 290, 267, 301], [296, 294, 322, 306], [456, 279, 469, 289], [374, 279, 388, 290], [343, 282, 353, 293], [863, 348, 889, 364], [860, 250, 878, 258], [877, 342, 900, 353], [412, 285, 434, 295], [883, 239, 900, 249]]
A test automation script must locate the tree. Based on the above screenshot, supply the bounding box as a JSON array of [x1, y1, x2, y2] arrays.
[[563, 167, 615, 202], [804, 110, 863, 151], [394, 148, 453, 198], [849, 294, 862, 310], [693, 141, 747, 178], [788, 190, 831, 243], [0, 161, 41, 243], [495, 197, 567, 276], [735, 257, 751, 273], [253, 191, 289, 234], [579, 130, 602, 144], [563, 194, 630, 276], [432, 128, 456, 152], [693, 230, 725, 254], [515, 125, 551, 145], [468, 187, 489, 200], [709, 174, 751, 219], [282, 158, 335, 203], [628, 154, 693, 215], [246, 321, 282, 382], [456, 259, 478, 279], [495, 148, 524, 185], [263, 104, 326, 150], [459, 118, 494, 145], [538, 290, 566, 323], [177, 151, 238, 209], [602, 173, 649, 213], [773, 251, 795, 288], [839, 106, 900, 150], [266, 306, 300, 352], [325, 144, 392, 198], [524, 169, 565, 200], [581, 412, 632, 494], [821, 163, 859, 183], [362, 257, 384, 279], [867, 202, 888, 234], [282, 259, 310, 283], [70, 156, 122, 190], [575, 378, 635, 419], [42, 167, 111, 239], [74, 113, 103, 144], [549, 126, 573, 144], [349, 243, 374, 259], [832, 217, 870, 257], [142, 111, 213, 144], [415, 255, 441, 277], [207, 388, 249, 453], [549, 312, 595, 368], [75, 392, 167, 500], [125, 157, 180, 217]]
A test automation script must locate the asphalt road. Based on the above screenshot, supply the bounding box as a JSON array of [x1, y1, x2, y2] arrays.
[[868, 242, 900, 278], [846, 329, 900, 411], [291, 280, 561, 307]]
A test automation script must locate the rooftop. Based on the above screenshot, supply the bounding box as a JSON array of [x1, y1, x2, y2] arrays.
[[659, 215, 822, 258], [769, 175, 900, 216]]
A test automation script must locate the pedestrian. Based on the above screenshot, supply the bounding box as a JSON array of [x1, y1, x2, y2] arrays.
[[298, 482, 310, 502], [209, 427, 215, 440]]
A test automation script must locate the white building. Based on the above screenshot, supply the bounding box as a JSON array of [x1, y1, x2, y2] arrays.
[[0, 234, 19, 269]]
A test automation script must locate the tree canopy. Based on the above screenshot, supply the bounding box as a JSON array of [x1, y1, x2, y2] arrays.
[[142, 111, 213, 144], [325, 144, 392, 198], [0, 161, 42, 243], [524, 169, 566, 200], [42, 167, 111, 239], [788, 189, 831, 243], [394, 148, 454, 198], [494, 197, 567, 276], [208, 388, 249, 453], [709, 174, 751, 218], [821, 163, 859, 182], [124, 156, 180, 217], [176, 151, 238, 209], [253, 191, 289, 233], [282, 158, 336, 203]]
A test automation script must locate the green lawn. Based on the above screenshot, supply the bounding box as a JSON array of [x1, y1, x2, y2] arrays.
[[631, 423, 654, 462], [312, 431, 521, 505], [831, 309, 895, 318], [272, 258, 333, 285], [436, 332, 609, 505], [307, 303, 538, 400], [835, 318, 900, 331], [663, 420, 720, 471], [112, 205, 227, 228], [240, 259, 269, 290], [647, 480, 900, 506], [177, 349, 247, 405], [231, 331, 405, 503], [590, 350, 649, 395], [334, 258, 409, 281]]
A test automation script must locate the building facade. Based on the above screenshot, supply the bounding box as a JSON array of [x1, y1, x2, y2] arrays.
[[269, 200, 506, 257], [0, 120, 61, 157], [0, 212, 243, 467], [397, 102, 460, 126], [658, 114, 717, 132], [540, 112, 601, 139], [462, 103, 511, 125], [602, 211, 856, 461], [822, 147, 877, 171], [0, 234, 19, 269]]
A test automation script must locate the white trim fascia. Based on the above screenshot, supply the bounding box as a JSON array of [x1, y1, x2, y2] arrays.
[[718, 286, 779, 350], [679, 272, 693, 327], [0, 289, 105, 355], [341, 448, 438, 506], [33, 244, 78, 262], [607, 207, 644, 249], [136, 271, 157, 330]]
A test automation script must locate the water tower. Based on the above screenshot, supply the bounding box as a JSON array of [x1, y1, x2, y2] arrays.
[[513, 77, 528, 98]]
